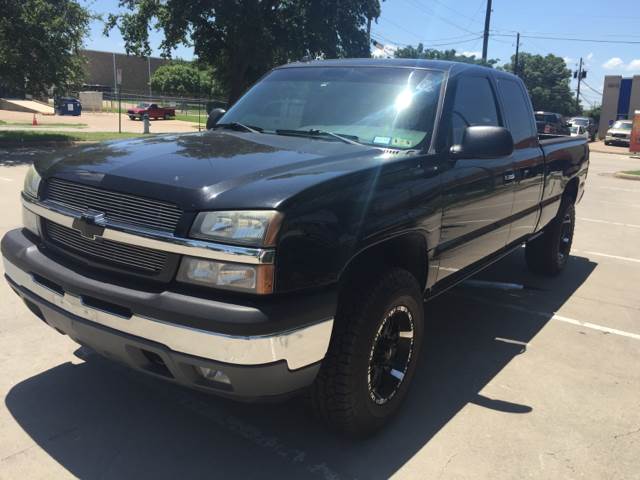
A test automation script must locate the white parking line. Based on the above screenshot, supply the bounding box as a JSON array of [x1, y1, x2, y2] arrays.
[[578, 217, 640, 229], [0, 177, 13, 182], [458, 294, 640, 341], [599, 186, 640, 193], [573, 249, 640, 264], [598, 200, 640, 209]]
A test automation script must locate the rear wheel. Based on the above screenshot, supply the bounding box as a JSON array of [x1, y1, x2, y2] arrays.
[[128, 115, 135, 120], [164, 113, 170, 120], [311, 268, 424, 437], [525, 199, 575, 276]]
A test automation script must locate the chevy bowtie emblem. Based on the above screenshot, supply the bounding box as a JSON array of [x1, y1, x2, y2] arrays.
[[71, 209, 106, 240]]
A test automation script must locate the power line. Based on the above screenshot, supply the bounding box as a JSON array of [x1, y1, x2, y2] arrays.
[[399, 0, 479, 35], [582, 81, 603, 97], [427, 0, 483, 24], [492, 33, 640, 45]]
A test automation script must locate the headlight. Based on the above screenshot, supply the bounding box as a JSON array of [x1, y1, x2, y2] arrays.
[[177, 257, 274, 294], [23, 165, 42, 198], [190, 210, 282, 246]]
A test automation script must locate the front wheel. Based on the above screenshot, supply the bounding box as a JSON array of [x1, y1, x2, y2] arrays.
[[311, 269, 424, 437], [164, 113, 170, 120], [525, 199, 575, 276]]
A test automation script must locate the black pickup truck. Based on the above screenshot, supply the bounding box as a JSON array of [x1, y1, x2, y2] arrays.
[[2, 59, 588, 436]]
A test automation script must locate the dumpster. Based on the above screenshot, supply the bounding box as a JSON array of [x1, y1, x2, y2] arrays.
[[56, 98, 82, 116]]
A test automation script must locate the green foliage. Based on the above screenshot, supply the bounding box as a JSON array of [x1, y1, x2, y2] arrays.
[[105, 0, 381, 103], [0, 0, 90, 96], [150, 62, 218, 97], [394, 43, 499, 68], [503, 53, 580, 116], [584, 105, 601, 124]]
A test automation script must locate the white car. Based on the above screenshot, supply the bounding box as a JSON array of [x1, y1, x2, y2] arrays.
[[570, 125, 589, 139], [605, 120, 633, 146]]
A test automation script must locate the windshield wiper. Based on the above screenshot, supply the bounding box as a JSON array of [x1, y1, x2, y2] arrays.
[[275, 129, 363, 146], [215, 122, 263, 133]]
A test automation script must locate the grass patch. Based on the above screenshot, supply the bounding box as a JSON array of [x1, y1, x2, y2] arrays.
[[174, 113, 206, 125], [0, 130, 147, 144], [1, 121, 88, 128], [622, 170, 640, 176]]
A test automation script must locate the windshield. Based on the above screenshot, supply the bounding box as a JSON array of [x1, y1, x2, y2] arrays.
[[220, 67, 446, 149], [612, 121, 632, 130], [535, 113, 558, 123], [571, 118, 588, 126]]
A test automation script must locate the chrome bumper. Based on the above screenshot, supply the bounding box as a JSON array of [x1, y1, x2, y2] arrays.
[[3, 257, 333, 370]]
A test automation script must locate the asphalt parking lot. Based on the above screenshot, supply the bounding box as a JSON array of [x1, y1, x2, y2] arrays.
[[0, 150, 639, 479]]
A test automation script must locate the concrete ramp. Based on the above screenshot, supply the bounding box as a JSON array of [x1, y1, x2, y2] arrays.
[[0, 99, 55, 115]]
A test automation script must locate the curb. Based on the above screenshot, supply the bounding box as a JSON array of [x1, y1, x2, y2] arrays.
[[615, 172, 640, 181]]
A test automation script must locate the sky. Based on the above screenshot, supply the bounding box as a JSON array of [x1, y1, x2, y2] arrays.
[[82, 0, 640, 108]]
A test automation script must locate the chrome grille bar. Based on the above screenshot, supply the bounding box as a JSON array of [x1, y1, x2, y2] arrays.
[[47, 222, 167, 272], [47, 178, 182, 233], [23, 195, 276, 265]]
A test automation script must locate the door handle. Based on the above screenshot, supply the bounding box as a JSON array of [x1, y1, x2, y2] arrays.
[[503, 172, 516, 183]]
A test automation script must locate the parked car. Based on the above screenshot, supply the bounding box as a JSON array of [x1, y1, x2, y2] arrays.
[[2, 59, 589, 436], [570, 125, 589, 139], [568, 116, 597, 141], [127, 102, 176, 120], [605, 120, 633, 146], [535, 111, 570, 135]]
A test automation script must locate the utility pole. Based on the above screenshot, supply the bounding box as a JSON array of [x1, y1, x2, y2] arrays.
[[147, 56, 152, 98], [514, 33, 520, 76], [482, 0, 493, 62], [576, 57, 584, 111]]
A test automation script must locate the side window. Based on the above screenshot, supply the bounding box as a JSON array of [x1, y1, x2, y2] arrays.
[[451, 76, 500, 145], [497, 78, 536, 148]]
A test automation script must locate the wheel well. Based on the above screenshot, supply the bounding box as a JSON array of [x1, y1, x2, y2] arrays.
[[339, 233, 428, 293], [564, 178, 579, 204]]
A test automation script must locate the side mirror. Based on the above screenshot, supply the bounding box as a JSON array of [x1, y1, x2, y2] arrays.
[[450, 126, 514, 159], [206, 108, 226, 130]]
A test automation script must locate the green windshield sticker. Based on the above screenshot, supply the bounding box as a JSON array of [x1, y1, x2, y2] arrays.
[[373, 136, 391, 145], [392, 137, 412, 147]]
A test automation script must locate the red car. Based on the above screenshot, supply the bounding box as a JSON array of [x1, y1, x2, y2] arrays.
[[127, 103, 176, 120]]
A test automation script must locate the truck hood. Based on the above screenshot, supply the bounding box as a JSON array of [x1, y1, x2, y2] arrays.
[[35, 131, 390, 211]]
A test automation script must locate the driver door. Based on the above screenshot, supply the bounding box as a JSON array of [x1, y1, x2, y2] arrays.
[[436, 74, 515, 281]]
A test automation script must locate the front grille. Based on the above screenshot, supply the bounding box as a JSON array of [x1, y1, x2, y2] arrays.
[[46, 221, 167, 272], [612, 133, 629, 139], [46, 178, 182, 233]]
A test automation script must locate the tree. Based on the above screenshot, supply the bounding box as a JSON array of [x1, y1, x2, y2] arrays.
[[395, 43, 499, 68], [503, 53, 580, 116], [106, 0, 381, 103], [0, 0, 90, 96], [584, 105, 601, 124], [151, 61, 219, 98]]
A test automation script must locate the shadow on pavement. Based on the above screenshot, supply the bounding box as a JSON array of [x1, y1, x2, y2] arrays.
[[5, 250, 597, 479]]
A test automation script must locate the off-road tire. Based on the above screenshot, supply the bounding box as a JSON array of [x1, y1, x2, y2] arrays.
[[310, 268, 424, 437], [525, 198, 575, 276]]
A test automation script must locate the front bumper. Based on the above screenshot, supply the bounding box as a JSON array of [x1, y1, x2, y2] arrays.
[[605, 135, 630, 145], [2, 228, 335, 399]]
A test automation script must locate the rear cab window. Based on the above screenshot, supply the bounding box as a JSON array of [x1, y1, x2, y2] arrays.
[[496, 78, 537, 148]]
